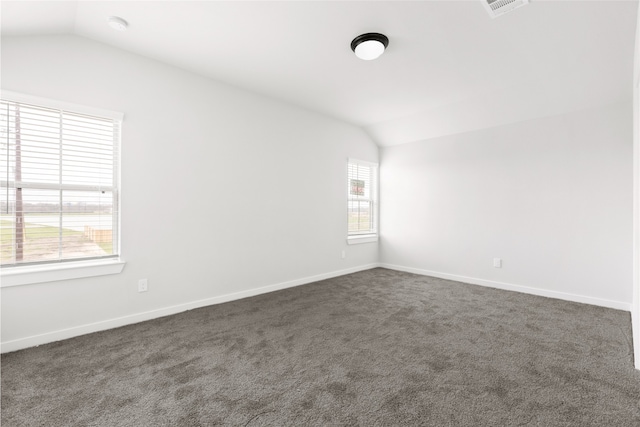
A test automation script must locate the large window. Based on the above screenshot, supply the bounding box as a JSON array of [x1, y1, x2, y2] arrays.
[[347, 159, 378, 243], [0, 93, 122, 268]]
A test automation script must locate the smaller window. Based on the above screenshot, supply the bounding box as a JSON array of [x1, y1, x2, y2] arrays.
[[347, 159, 378, 244]]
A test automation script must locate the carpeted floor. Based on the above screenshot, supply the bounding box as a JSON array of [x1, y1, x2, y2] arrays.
[[2, 268, 640, 426]]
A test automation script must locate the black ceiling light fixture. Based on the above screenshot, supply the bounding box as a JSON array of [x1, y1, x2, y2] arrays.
[[351, 33, 389, 61]]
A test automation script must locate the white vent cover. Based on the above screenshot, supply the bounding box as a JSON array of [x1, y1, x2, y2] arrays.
[[481, 0, 529, 18]]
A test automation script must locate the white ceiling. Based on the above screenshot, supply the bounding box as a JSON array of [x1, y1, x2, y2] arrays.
[[1, 0, 638, 146]]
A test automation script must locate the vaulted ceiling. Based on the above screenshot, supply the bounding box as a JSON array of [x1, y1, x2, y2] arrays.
[[2, 1, 638, 146]]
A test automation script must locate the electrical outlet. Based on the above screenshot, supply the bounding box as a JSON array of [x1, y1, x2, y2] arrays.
[[138, 279, 148, 292], [493, 258, 502, 268], [341, 250, 346, 259]]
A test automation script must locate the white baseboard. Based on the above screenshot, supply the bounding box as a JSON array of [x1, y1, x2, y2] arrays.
[[1, 263, 379, 354], [379, 263, 632, 312], [3, 262, 631, 353]]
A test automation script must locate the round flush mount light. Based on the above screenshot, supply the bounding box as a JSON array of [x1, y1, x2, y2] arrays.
[[107, 16, 128, 31], [350, 33, 389, 61]]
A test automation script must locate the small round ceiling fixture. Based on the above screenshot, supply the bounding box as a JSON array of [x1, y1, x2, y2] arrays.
[[107, 16, 128, 31], [351, 33, 389, 61]]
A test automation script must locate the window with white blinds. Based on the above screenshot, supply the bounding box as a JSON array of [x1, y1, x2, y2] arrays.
[[348, 159, 378, 238], [0, 94, 121, 267]]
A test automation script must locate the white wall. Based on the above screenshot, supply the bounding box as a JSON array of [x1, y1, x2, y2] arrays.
[[380, 101, 633, 309], [0, 35, 378, 351], [632, 2, 640, 369]]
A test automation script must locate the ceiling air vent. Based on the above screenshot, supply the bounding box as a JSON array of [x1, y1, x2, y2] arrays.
[[481, 0, 529, 18]]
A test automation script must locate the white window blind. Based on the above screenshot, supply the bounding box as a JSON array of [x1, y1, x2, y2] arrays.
[[0, 96, 121, 267], [348, 159, 378, 236]]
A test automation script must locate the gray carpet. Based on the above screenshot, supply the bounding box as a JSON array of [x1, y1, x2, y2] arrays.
[[2, 268, 640, 426]]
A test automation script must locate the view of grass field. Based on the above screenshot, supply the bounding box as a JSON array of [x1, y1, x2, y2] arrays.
[[0, 218, 111, 265], [348, 213, 371, 233]]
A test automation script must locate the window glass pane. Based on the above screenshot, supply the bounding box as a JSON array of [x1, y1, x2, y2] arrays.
[[3, 103, 62, 185], [348, 164, 371, 199], [0, 186, 16, 265], [1, 188, 61, 264], [61, 190, 114, 258], [0, 188, 115, 264], [61, 112, 114, 187], [348, 200, 372, 233]]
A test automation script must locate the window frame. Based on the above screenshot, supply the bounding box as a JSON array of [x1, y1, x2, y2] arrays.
[[0, 91, 125, 286], [347, 158, 379, 245]]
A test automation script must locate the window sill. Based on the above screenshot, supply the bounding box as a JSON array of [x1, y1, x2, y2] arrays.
[[1, 258, 126, 287], [347, 234, 379, 245]]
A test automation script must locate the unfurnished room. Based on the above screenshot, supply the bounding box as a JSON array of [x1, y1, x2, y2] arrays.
[[2, 1, 640, 425]]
